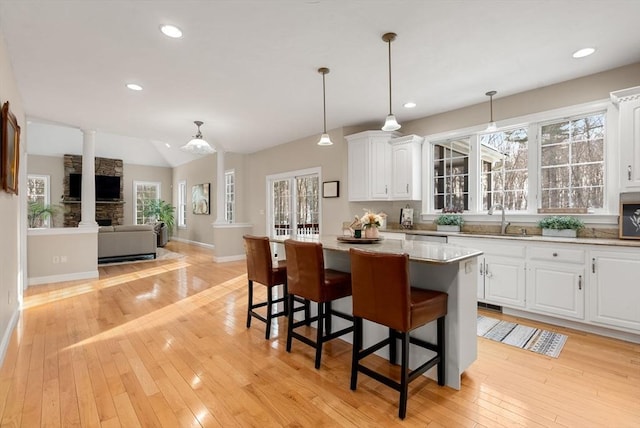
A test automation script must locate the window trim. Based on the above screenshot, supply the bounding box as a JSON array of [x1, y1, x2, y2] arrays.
[[224, 169, 235, 224], [177, 180, 187, 229], [420, 98, 619, 225], [27, 174, 51, 228], [133, 180, 161, 225]]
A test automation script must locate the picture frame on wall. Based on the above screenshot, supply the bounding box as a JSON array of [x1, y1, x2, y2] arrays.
[[1, 101, 21, 195], [322, 181, 339, 198], [619, 192, 640, 240], [192, 183, 210, 215]]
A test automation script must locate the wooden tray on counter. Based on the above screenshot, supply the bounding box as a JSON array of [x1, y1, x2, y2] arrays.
[[336, 236, 384, 244]]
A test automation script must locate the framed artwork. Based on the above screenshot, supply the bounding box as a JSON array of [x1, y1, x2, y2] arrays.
[[1, 101, 21, 195], [192, 183, 210, 215], [322, 180, 339, 198], [400, 207, 414, 228], [619, 192, 640, 240]]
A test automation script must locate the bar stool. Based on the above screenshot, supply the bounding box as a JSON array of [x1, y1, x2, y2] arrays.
[[243, 235, 288, 339], [349, 248, 448, 419], [284, 239, 354, 369]]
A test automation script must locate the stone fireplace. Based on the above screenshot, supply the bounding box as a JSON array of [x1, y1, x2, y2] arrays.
[[63, 155, 124, 227]]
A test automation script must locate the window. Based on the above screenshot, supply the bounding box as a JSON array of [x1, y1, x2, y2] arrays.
[[27, 174, 51, 227], [269, 169, 320, 237], [177, 180, 187, 228], [540, 112, 605, 210], [134, 181, 161, 224], [225, 170, 235, 223], [480, 127, 529, 211], [432, 138, 469, 211]]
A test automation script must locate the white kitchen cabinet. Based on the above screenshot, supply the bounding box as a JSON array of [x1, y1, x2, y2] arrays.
[[589, 248, 640, 333], [448, 237, 526, 307], [611, 86, 640, 190], [526, 245, 585, 320], [390, 135, 424, 200], [346, 130, 400, 201]]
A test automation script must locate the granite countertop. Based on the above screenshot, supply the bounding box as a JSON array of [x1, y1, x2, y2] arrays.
[[382, 229, 640, 248], [271, 235, 483, 264]]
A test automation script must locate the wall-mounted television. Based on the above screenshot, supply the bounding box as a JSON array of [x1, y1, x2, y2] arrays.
[[69, 174, 121, 201]]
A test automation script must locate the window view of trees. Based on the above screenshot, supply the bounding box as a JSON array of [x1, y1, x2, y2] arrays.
[[540, 112, 605, 209], [272, 174, 319, 236], [480, 127, 529, 211], [433, 139, 469, 212], [135, 182, 160, 224]]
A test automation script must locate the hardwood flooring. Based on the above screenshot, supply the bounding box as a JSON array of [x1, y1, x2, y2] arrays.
[[1, 241, 639, 427]]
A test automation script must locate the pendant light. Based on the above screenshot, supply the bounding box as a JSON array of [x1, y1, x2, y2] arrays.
[[180, 121, 215, 154], [381, 32, 401, 131], [485, 90, 497, 132], [317, 67, 333, 146]]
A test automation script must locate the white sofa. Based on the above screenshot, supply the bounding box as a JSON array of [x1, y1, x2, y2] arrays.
[[98, 225, 157, 262]]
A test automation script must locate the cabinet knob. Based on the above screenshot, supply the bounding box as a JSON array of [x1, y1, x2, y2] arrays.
[[553, 252, 558, 257]]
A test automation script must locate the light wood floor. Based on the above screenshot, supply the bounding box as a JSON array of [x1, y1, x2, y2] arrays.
[[1, 241, 639, 427]]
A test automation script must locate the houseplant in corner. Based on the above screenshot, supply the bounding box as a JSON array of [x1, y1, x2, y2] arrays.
[[434, 214, 464, 232], [27, 201, 59, 228], [143, 199, 176, 245], [537, 215, 584, 238]]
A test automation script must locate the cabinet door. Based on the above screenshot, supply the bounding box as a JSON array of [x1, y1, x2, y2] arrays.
[[484, 254, 526, 308], [527, 263, 585, 320], [370, 139, 391, 199], [348, 138, 369, 201], [590, 250, 640, 332], [391, 137, 422, 200], [613, 88, 640, 190]]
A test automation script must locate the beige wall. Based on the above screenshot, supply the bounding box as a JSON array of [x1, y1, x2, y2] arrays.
[[122, 163, 173, 225], [0, 29, 25, 363], [27, 154, 65, 226]]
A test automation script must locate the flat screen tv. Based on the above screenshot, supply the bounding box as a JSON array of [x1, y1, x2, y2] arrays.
[[69, 174, 121, 201]]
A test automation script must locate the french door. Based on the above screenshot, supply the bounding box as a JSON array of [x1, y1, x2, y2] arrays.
[[268, 168, 320, 238]]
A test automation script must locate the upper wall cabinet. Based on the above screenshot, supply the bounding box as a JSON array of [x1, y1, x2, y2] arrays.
[[346, 131, 423, 201], [611, 86, 640, 191], [390, 135, 424, 200], [346, 130, 401, 201]]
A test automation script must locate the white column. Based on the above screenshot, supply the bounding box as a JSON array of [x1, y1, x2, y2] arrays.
[[79, 129, 97, 227], [215, 149, 226, 224]]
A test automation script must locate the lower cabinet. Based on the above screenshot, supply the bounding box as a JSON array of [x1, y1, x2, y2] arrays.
[[589, 249, 640, 332]]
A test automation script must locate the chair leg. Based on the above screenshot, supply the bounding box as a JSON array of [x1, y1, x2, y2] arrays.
[[286, 294, 295, 352], [325, 301, 332, 334], [350, 317, 362, 390], [314, 302, 325, 369], [437, 316, 445, 386], [389, 327, 397, 365], [265, 287, 274, 339], [246, 280, 253, 328], [399, 331, 410, 420], [283, 282, 289, 316], [304, 299, 311, 325]]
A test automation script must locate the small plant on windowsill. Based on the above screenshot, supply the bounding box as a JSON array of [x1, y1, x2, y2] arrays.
[[434, 214, 464, 232], [537, 216, 584, 238]]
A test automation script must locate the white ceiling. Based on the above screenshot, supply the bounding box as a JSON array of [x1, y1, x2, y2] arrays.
[[1, 0, 640, 167]]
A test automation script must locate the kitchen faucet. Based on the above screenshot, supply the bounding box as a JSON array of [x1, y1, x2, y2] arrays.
[[488, 204, 510, 235]]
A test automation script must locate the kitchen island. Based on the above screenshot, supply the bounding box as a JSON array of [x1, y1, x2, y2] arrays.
[[272, 235, 483, 389]]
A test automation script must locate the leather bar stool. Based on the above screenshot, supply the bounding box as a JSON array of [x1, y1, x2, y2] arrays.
[[349, 248, 448, 419], [284, 239, 354, 369], [243, 235, 288, 339]]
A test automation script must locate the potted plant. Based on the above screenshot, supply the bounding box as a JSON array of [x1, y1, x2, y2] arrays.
[[434, 214, 464, 232], [537, 216, 584, 238], [143, 199, 176, 232], [360, 211, 383, 238], [27, 201, 58, 228]]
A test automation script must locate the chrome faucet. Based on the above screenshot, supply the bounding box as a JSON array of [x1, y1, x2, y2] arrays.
[[488, 204, 510, 235]]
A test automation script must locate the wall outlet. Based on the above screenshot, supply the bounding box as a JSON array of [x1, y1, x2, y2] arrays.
[[52, 256, 60, 264], [60, 256, 67, 263]]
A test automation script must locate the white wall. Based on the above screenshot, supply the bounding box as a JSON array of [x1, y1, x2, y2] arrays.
[[0, 28, 25, 365]]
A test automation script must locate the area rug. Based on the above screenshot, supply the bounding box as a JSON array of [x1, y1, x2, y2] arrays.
[[99, 247, 185, 266], [477, 315, 567, 358]]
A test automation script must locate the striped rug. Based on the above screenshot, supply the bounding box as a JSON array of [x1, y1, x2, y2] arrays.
[[477, 315, 567, 358]]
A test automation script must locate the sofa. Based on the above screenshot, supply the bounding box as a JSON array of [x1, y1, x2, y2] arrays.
[[98, 224, 157, 263]]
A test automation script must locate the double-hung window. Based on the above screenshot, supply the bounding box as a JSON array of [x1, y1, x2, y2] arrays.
[[225, 170, 235, 223], [177, 180, 187, 228], [27, 174, 51, 227], [134, 181, 161, 224], [432, 138, 470, 211]]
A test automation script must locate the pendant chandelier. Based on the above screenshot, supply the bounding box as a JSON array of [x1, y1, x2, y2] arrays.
[[381, 32, 401, 131], [180, 121, 215, 154], [485, 90, 497, 132], [317, 67, 333, 146]]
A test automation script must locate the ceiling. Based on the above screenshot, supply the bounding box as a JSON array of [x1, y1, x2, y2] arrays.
[[1, 0, 640, 167]]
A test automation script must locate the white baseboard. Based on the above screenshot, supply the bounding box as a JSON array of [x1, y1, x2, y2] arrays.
[[28, 270, 99, 286], [0, 306, 19, 368], [170, 237, 215, 249], [213, 254, 246, 263]]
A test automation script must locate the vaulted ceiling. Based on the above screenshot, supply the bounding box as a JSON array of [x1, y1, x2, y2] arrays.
[[2, 0, 639, 167]]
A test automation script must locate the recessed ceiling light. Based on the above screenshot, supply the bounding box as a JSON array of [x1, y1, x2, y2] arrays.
[[160, 24, 182, 38], [126, 83, 143, 91], [572, 47, 595, 58], [403, 102, 417, 109], [165, 143, 171, 148]]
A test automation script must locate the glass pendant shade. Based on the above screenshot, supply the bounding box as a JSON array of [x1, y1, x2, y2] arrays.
[[181, 121, 215, 154], [382, 114, 401, 131], [485, 121, 497, 132], [317, 133, 333, 146]]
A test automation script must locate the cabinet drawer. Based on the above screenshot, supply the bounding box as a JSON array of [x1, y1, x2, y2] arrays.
[[528, 246, 585, 264]]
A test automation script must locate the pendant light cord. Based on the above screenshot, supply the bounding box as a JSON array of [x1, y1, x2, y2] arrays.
[[322, 71, 327, 133], [387, 37, 393, 115]]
